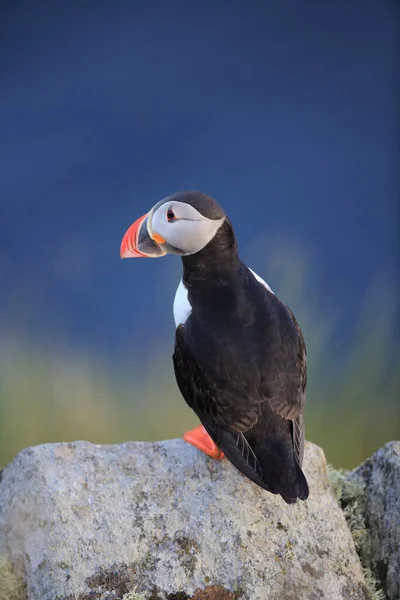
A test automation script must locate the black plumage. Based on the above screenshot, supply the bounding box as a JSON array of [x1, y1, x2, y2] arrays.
[[173, 218, 309, 504]]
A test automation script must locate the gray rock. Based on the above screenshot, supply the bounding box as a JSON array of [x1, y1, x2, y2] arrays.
[[0, 439, 369, 600], [347, 441, 400, 600]]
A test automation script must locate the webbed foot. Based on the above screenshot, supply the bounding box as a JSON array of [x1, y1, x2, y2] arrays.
[[183, 425, 224, 460]]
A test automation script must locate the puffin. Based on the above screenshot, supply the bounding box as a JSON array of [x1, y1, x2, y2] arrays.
[[120, 191, 309, 504]]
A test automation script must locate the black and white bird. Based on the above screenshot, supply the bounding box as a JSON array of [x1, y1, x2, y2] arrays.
[[120, 191, 309, 504]]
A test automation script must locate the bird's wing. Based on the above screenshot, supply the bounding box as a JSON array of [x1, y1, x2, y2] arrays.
[[260, 304, 307, 422], [245, 267, 307, 423], [252, 296, 307, 466]]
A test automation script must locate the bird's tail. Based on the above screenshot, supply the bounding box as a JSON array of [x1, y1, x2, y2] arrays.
[[258, 439, 309, 505], [274, 459, 309, 504]]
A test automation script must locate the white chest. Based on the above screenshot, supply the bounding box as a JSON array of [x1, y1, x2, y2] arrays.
[[173, 279, 192, 327]]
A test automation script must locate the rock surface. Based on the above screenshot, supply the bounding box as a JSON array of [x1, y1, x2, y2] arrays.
[[347, 441, 400, 600], [0, 439, 369, 600]]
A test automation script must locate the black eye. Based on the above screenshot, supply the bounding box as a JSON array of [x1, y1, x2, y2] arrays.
[[167, 207, 176, 222]]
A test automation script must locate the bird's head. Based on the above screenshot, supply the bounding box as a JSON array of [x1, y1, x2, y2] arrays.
[[120, 191, 227, 259]]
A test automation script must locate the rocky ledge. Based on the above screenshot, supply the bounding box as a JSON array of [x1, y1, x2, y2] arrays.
[[0, 439, 398, 600]]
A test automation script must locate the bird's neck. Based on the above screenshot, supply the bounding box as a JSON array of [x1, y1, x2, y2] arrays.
[[181, 219, 244, 317]]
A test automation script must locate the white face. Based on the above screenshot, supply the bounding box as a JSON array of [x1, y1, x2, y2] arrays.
[[148, 200, 225, 255]]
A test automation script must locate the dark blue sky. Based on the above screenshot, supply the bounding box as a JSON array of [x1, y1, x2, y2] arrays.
[[0, 0, 398, 357]]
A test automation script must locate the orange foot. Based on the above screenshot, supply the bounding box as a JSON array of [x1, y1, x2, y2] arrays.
[[183, 425, 224, 460]]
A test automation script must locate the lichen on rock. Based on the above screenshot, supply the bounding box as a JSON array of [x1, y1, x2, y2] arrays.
[[327, 465, 384, 600], [0, 556, 26, 600], [122, 588, 146, 600], [347, 442, 400, 600]]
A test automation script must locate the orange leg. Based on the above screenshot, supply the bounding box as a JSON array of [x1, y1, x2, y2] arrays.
[[183, 425, 224, 460]]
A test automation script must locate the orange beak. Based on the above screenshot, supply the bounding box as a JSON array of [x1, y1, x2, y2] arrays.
[[120, 213, 167, 259]]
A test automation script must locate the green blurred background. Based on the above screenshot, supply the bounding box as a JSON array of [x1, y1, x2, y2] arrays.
[[1, 241, 398, 470]]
